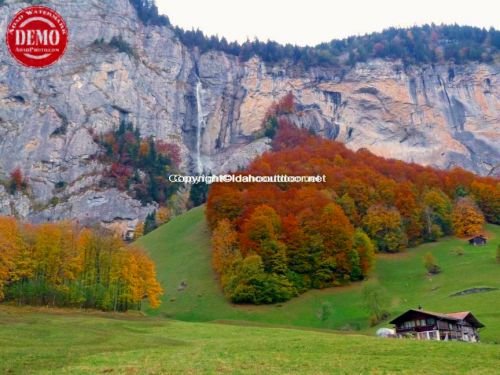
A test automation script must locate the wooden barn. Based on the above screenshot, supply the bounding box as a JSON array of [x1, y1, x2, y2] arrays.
[[389, 308, 484, 342], [468, 235, 487, 246]]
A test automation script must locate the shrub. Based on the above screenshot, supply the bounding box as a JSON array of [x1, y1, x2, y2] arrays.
[[317, 302, 332, 323], [109, 36, 136, 57], [454, 247, 464, 256], [424, 252, 441, 274]]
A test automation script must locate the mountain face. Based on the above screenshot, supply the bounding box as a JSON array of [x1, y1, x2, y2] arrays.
[[0, 0, 499, 227]]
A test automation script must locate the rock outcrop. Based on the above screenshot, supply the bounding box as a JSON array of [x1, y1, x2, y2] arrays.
[[0, 0, 499, 225]]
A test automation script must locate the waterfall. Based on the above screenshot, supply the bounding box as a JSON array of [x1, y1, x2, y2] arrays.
[[195, 80, 204, 174]]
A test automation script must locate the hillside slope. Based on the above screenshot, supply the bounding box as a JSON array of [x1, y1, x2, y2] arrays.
[[1, 306, 500, 374], [138, 207, 500, 342]]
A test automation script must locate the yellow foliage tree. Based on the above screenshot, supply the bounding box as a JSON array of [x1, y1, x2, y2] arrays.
[[130, 247, 164, 309], [0, 216, 163, 311], [362, 205, 407, 253], [155, 207, 170, 225], [0, 217, 24, 300], [134, 222, 145, 239]]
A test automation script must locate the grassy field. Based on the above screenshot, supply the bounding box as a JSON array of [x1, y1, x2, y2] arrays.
[[1, 207, 499, 373], [138, 206, 500, 342], [0, 306, 499, 374]]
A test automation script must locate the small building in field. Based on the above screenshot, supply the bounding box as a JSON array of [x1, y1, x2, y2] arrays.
[[389, 309, 484, 342], [123, 229, 135, 242], [468, 235, 487, 246]]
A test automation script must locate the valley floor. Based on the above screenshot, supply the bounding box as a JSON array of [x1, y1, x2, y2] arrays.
[[0, 306, 499, 374]]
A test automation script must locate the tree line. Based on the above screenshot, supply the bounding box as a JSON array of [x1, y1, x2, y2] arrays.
[[130, 1, 500, 68], [206, 96, 499, 304], [129, 0, 170, 26], [0, 217, 163, 311], [175, 24, 499, 68]]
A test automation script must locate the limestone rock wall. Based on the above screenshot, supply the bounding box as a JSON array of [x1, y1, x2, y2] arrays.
[[0, 0, 498, 225]]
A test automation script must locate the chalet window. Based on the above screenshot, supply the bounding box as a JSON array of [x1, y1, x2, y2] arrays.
[[426, 318, 435, 325], [403, 321, 415, 329], [420, 319, 426, 326]]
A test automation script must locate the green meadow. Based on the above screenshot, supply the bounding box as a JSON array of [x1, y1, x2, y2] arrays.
[[138, 206, 500, 342], [0, 306, 499, 374]]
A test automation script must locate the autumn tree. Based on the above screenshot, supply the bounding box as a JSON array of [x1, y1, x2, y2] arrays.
[[134, 222, 145, 239], [212, 219, 240, 276], [452, 197, 485, 237], [318, 203, 355, 278], [470, 181, 500, 224], [395, 182, 423, 245], [337, 193, 360, 226], [155, 207, 170, 225], [0, 217, 24, 300], [240, 205, 290, 278], [422, 188, 453, 240], [352, 229, 375, 277], [240, 205, 281, 255], [363, 205, 407, 253], [127, 247, 164, 309], [206, 185, 244, 229]]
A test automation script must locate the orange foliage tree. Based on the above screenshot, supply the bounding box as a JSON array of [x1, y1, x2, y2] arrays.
[[452, 197, 485, 237], [212, 219, 240, 277]]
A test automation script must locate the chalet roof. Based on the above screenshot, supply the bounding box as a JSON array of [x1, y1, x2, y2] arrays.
[[468, 234, 487, 240], [389, 309, 484, 328], [446, 312, 470, 320]]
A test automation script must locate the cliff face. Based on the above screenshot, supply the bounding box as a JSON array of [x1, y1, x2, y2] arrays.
[[0, 0, 499, 226]]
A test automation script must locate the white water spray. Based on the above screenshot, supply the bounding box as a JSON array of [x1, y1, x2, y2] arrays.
[[195, 80, 204, 174]]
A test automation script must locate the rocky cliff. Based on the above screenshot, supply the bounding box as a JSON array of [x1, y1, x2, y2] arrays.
[[0, 0, 499, 226]]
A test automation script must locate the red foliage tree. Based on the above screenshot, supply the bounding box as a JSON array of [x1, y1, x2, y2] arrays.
[[9, 168, 27, 193]]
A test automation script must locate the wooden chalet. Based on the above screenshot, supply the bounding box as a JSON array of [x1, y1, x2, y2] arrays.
[[389, 309, 484, 342], [468, 235, 487, 246]]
